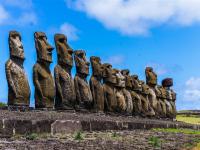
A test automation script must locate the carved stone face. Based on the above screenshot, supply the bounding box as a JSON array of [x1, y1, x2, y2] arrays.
[[74, 50, 90, 75], [121, 69, 132, 89], [131, 75, 142, 91], [145, 67, 157, 86], [54, 34, 73, 67], [9, 31, 25, 60], [34, 32, 54, 63], [115, 69, 126, 88], [102, 63, 117, 84], [90, 56, 103, 77]]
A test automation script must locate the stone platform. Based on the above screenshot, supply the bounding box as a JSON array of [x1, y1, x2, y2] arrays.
[[0, 110, 198, 137]]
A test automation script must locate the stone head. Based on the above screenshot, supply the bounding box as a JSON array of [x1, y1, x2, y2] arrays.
[[162, 78, 173, 88], [115, 69, 126, 88], [54, 34, 73, 67], [90, 56, 103, 78], [9, 31, 24, 60], [121, 69, 132, 89], [74, 50, 90, 76], [102, 63, 117, 84], [145, 67, 157, 87], [34, 32, 54, 63], [131, 75, 142, 91]]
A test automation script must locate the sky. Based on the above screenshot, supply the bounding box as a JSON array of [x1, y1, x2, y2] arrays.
[[0, 0, 200, 110]]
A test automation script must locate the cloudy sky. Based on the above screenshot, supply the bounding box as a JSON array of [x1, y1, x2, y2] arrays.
[[0, 0, 200, 110]]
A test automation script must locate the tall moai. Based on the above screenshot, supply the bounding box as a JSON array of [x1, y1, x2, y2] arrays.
[[162, 78, 177, 118], [121, 69, 133, 115], [54, 34, 76, 110], [33, 32, 55, 109], [102, 63, 117, 112], [90, 56, 104, 113], [5, 31, 30, 108], [145, 67, 161, 115], [74, 50, 93, 110]]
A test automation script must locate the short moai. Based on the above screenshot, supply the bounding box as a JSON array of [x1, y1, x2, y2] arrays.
[[114, 69, 127, 113], [121, 69, 133, 115], [33, 32, 55, 109], [5, 31, 31, 108], [90, 56, 104, 113], [102, 63, 118, 112], [131, 75, 155, 117], [162, 78, 177, 119], [74, 50, 93, 110], [54, 34, 76, 110]]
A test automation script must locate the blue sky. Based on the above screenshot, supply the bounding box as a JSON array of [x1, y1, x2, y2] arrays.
[[0, 0, 200, 110]]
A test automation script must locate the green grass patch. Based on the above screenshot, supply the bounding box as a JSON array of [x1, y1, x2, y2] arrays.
[[176, 114, 200, 125], [153, 128, 200, 135], [25, 133, 38, 140], [148, 136, 162, 148], [0, 102, 7, 107], [73, 131, 84, 141]]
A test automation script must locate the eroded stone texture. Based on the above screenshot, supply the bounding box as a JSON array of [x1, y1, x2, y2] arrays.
[[121, 69, 133, 114], [102, 63, 117, 112], [131, 75, 155, 117], [162, 78, 177, 118], [145, 67, 161, 116], [54, 34, 76, 110], [89, 56, 104, 112], [74, 50, 93, 110], [5, 31, 30, 107], [33, 32, 55, 108], [115, 69, 126, 113]]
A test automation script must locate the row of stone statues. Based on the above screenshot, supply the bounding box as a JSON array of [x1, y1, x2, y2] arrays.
[[5, 31, 176, 119]]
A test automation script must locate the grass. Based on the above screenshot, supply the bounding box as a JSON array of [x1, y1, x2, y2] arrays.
[[73, 131, 84, 141], [0, 102, 6, 107], [148, 136, 162, 148], [25, 133, 38, 140], [152, 128, 200, 135], [176, 114, 200, 125]]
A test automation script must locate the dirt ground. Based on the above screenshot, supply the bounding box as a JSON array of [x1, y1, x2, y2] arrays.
[[0, 130, 199, 150]]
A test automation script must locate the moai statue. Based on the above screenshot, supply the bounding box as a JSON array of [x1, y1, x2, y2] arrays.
[[130, 75, 143, 115], [90, 56, 104, 113], [54, 34, 76, 110], [102, 63, 117, 112], [114, 69, 126, 113], [5, 31, 30, 108], [121, 69, 133, 115], [131, 74, 155, 117], [145, 67, 161, 116], [33, 32, 55, 109], [74, 50, 93, 110], [155, 85, 167, 118], [162, 78, 177, 119], [140, 80, 155, 117]]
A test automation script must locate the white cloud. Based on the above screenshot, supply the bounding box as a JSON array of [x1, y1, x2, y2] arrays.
[[184, 77, 200, 101], [0, 0, 37, 26], [3, 0, 33, 9], [60, 23, 79, 41], [104, 55, 125, 66], [66, 0, 200, 36], [0, 5, 9, 24]]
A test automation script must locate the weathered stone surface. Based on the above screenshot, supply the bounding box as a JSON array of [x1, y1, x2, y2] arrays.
[[51, 120, 82, 135], [54, 34, 76, 110], [74, 50, 93, 110], [90, 56, 104, 112], [33, 32, 55, 108], [5, 31, 30, 107]]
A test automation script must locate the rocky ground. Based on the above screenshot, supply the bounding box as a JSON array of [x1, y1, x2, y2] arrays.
[[0, 130, 199, 150]]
